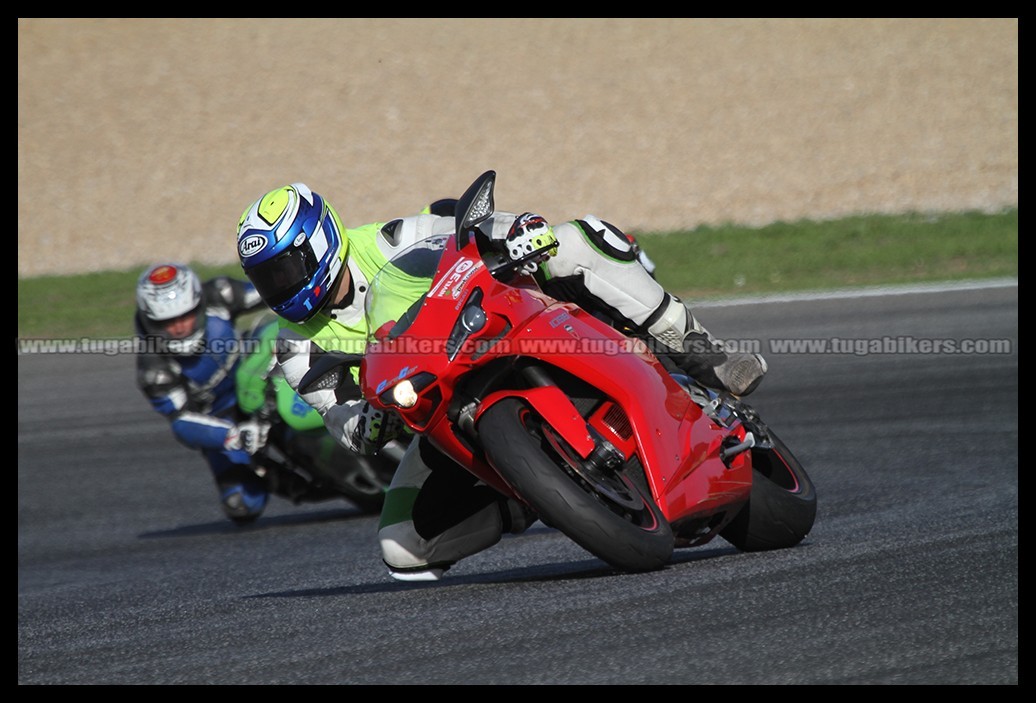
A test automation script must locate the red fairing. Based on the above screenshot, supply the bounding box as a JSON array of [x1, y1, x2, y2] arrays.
[[361, 232, 751, 536]]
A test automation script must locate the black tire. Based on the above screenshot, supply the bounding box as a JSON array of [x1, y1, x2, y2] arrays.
[[333, 452, 397, 514], [479, 398, 673, 571], [720, 429, 817, 552]]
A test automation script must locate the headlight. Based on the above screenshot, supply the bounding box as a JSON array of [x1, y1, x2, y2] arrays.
[[392, 379, 419, 408], [377, 371, 437, 408]]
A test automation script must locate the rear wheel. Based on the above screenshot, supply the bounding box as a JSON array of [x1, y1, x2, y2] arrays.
[[479, 398, 673, 571], [720, 428, 817, 551]]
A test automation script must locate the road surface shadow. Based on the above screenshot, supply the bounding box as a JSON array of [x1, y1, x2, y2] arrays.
[[244, 544, 739, 599], [137, 506, 368, 539]]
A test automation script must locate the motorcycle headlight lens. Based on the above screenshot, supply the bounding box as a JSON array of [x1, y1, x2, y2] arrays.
[[392, 379, 419, 408]]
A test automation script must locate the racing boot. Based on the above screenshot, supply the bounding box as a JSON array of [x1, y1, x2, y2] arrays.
[[214, 462, 270, 525], [645, 294, 767, 396], [500, 497, 539, 534]]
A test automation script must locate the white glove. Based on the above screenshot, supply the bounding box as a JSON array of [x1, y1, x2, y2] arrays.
[[505, 213, 558, 275], [224, 418, 271, 455], [350, 402, 403, 455]]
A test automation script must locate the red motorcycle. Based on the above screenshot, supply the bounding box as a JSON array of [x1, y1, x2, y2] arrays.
[[303, 171, 816, 571]]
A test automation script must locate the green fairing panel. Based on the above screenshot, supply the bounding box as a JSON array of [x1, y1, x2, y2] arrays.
[[273, 375, 324, 431]]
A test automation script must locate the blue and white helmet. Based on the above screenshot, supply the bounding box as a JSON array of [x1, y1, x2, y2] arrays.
[[236, 183, 347, 324]]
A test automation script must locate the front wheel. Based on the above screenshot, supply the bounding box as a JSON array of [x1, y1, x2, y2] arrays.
[[479, 398, 674, 572], [720, 428, 817, 552]]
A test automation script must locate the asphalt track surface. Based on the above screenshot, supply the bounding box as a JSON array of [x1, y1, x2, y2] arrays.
[[18, 283, 1018, 685]]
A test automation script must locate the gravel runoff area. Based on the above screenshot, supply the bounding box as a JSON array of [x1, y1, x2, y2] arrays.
[[18, 18, 1016, 278]]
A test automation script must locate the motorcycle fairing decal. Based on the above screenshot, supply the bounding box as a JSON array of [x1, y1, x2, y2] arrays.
[[428, 257, 484, 300], [289, 393, 316, 418], [548, 311, 571, 328], [375, 365, 420, 395]]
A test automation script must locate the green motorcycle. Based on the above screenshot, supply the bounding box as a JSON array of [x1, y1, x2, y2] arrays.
[[235, 316, 401, 514]]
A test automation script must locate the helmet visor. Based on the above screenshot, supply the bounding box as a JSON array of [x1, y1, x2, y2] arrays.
[[138, 304, 203, 339], [248, 241, 318, 308]]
